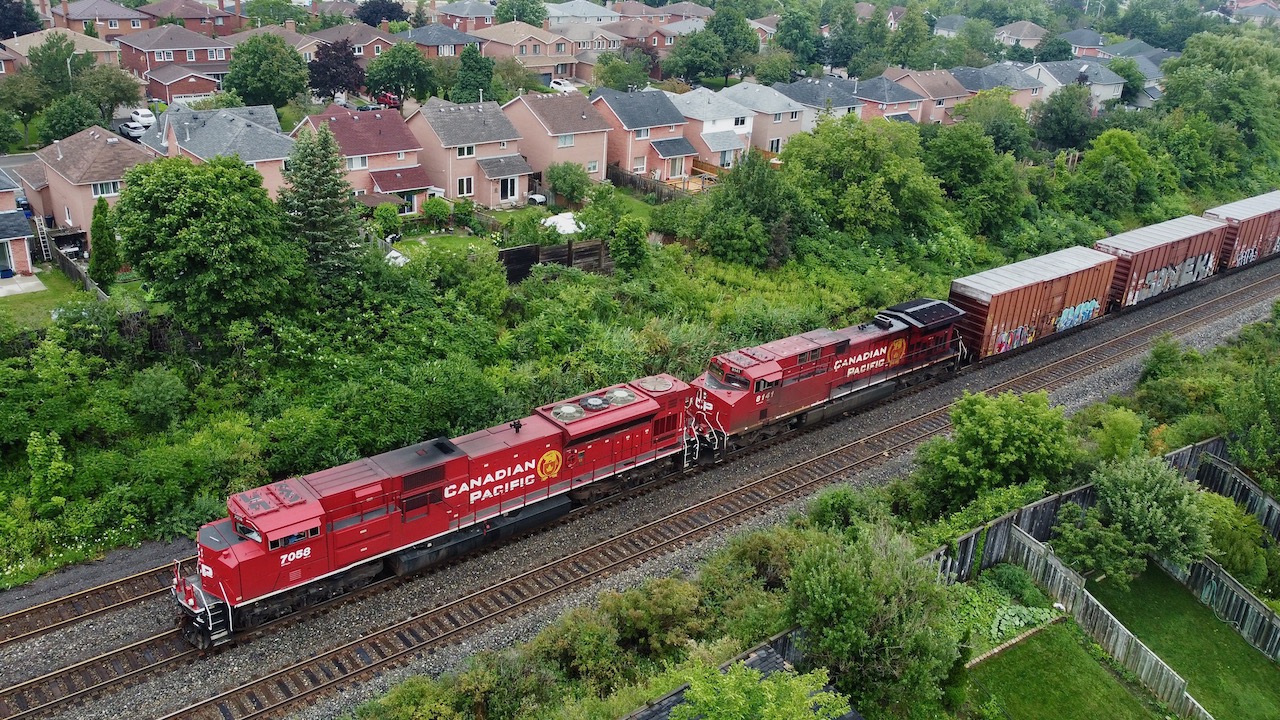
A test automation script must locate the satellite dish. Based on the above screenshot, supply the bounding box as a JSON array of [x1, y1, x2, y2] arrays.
[[551, 404, 586, 422], [579, 396, 611, 412], [603, 388, 637, 405]]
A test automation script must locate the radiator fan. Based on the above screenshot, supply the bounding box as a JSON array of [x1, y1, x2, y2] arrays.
[[551, 404, 587, 422], [603, 388, 637, 405], [580, 396, 611, 412]]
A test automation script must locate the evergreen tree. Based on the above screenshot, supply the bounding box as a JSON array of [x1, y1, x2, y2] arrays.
[[452, 44, 494, 103], [278, 125, 364, 285], [83, 19, 99, 37], [87, 197, 120, 289]]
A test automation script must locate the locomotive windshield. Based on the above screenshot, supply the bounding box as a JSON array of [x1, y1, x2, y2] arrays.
[[707, 360, 748, 389], [233, 518, 262, 543]]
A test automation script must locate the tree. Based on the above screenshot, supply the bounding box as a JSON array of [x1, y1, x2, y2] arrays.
[[28, 33, 94, 97], [1093, 455, 1211, 569], [789, 523, 959, 712], [309, 38, 365, 100], [1106, 56, 1146, 103], [451, 44, 494, 104], [1052, 503, 1149, 590], [87, 197, 120, 288], [154, 12, 183, 26], [40, 94, 97, 144], [609, 214, 648, 277], [889, 2, 930, 66], [366, 42, 435, 112], [494, 0, 546, 26], [593, 51, 650, 92], [372, 202, 403, 238], [0, 110, 20, 150], [1036, 37, 1074, 62], [1031, 83, 1096, 150], [751, 48, 794, 85], [78, 65, 142, 124], [671, 663, 850, 720], [0, 72, 47, 141], [82, 17, 100, 36], [277, 126, 363, 284], [952, 88, 1033, 158], [923, 122, 1026, 238], [544, 161, 590, 205], [410, 0, 429, 27], [1201, 492, 1269, 586], [225, 34, 308, 108], [706, 7, 757, 81], [115, 156, 305, 334], [576, 182, 623, 243], [701, 149, 816, 268], [355, 0, 408, 25], [490, 56, 538, 101], [663, 31, 727, 84], [773, 8, 818, 66], [186, 90, 246, 110], [243, 0, 306, 25], [0, 0, 42, 40]]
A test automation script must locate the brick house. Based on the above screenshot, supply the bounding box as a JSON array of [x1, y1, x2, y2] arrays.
[[137, 0, 241, 36], [140, 105, 294, 197], [848, 76, 924, 122], [948, 63, 1044, 110], [10, 162, 50, 231], [589, 87, 693, 181], [437, 0, 494, 33], [748, 14, 777, 46], [119, 24, 233, 97], [546, 0, 620, 24], [552, 24, 623, 82], [994, 20, 1047, 49], [0, 171, 34, 277], [309, 23, 399, 70], [227, 20, 324, 63], [661, 1, 714, 23], [396, 24, 481, 58], [3, 28, 120, 68], [881, 67, 969, 123], [501, 91, 610, 182], [666, 87, 751, 169], [719, 81, 808, 153], [51, 0, 152, 41], [298, 105, 435, 212], [1024, 59, 1124, 110], [32, 126, 152, 248], [771, 78, 863, 131], [1058, 28, 1106, 57], [599, 19, 677, 57], [610, 1, 669, 23], [0, 48, 17, 75], [471, 21, 577, 83], [311, 0, 358, 19], [409, 98, 532, 208]]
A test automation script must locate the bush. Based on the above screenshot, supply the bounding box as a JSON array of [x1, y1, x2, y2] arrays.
[[372, 203, 403, 239], [421, 197, 450, 229], [528, 607, 629, 694], [981, 564, 1050, 608], [599, 577, 702, 660]]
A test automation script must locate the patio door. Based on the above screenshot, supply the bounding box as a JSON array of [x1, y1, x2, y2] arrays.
[[669, 156, 684, 177], [0, 240, 11, 272], [500, 177, 518, 202]]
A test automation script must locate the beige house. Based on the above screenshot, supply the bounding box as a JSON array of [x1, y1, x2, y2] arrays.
[[882, 67, 970, 124], [589, 87, 693, 181], [1025, 60, 1125, 110], [298, 105, 435, 212], [409, 98, 533, 209], [502, 92, 610, 183], [2, 28, 120, 68], [666, 87, 752, 169], [994, 20, 1048, 49], [471, 21, 577, 83], [140, 105, 295, 198], [717, 81, 807, 154]]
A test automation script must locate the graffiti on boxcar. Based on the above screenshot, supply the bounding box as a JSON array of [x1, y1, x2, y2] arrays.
[[1236, 247, 1259, 267], [1130, 252, 1215, 304], [1055, 299, 1101, 332], [995, 326, 1036, 354]]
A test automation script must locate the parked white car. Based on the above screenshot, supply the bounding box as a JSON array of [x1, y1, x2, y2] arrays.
[[130, 109, 156, 127], [549, 78, 575, 94], [118, 121, 147, 140]]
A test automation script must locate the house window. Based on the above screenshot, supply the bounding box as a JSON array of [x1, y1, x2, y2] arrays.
[[532, 44, 540, 55], [199, 17, 207, 24], [374, 45, 382, 55], [586, 159, 598, 173], [91, 181, 122, 198], [878, 103, 886, 110], [131, 19, 141, 27], [1031, 87, 1040, 95], [935, 99, 944, 107], [352, 189, 366, 195], [397, 150, 405, 160], [519, 44, 527, 55], [909, 101, 920, 110], [556, 42, 565, 53], [635, 128, 649, 139], [768, 137, 781, 153], [83, 20, 91, 30], [457, 176, 473, 196], [734, 116, 746, 126], [665, 36, 673, 45], [651, 37, 658, 45], [632, 156, 645, 172], [610, 40, 619, 48], [215, 17, 223, 25], [347, 155, 368, 170], [790, 110, 799, 120], [439, 44, 455, 56], [772, 112, 781, 123], [208, 48, 225, 60], [457, 145, 475, 158], [354, 45, 364, 55], [499, 141, 507, 148], [187, 50, 195, 61], [304, 52, 313, 61], [557, 134, 574, 147], [108, 19, 118, 28], [484, 16, 491, 23]]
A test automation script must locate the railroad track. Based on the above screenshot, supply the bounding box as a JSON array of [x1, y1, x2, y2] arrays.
[[137, 268, 1280, 720], [0, 558, 197, 650]]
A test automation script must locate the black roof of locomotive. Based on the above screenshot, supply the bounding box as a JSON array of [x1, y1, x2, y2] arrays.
[[884, 298, 964, 331]]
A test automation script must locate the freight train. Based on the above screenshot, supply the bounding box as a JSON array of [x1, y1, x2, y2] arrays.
[[174, 191, 1280, 648]]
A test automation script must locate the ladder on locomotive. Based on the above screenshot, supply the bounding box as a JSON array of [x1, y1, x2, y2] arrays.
[[33, 215, 51, 262]]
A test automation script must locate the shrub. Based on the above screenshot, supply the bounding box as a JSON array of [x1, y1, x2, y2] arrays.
[[421, 197, 450, 229], [599, 577, 702, 660], [981, 563, 1050, 608], [528, 607, 629, 694]]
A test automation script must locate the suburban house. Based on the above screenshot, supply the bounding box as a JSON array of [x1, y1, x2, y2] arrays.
[[948, 63, 1044, 109], [409, 98, 532, 208], [437, 0, 494, 32], [599, 19, 677, 55], [718, 81, 807, 153], [1102, 54, 1165, 107], [139, 105, 295, 197], [848, 76, 924, 123], [311, 0, 358, 18], [853, 2, 876, 22], [666, 87, 752, 169], [298, 105, 435, 212], [3, 27, 120, 68], [1058, 28, 1106, 57], [471, 22, 576, 83], [501, 91, 610, 182], [309, 23, 400, 70], [227, 20, 324, 63], [994, 20, 1047, 49], [1235, 3, 1280, 23], [1098, 37, 1155, 59], [50, 0, 152, 41], [30, 126, 152, 247], [0, 48, 16, 75], [771, 78, 863, 131], [118, 25, 234, 102], [662, 2, 714, 23], [885, 5, 907, 30], [932, 14, 967, 37], [588, 87, 693, 181], [1025, 59, 1124, 110], [546, 0, 620, 24], [136, 0, 241, 36], [0, 171, 35, 278], [881, 67, 969, 124], [663, 18, 706, 35], [748, 14, 778, 46], [554, 23, 623, 54], [611, 1, 669, 23], [396, 24, 481, 58]]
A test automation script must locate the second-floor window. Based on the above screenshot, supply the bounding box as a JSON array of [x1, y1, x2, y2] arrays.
[[154, 50, 174, 61], [772, 113, 781, 123], [935, 99, 944, 107], [790, 111, 799, 120], [556, 42, 565, 53], [374, 45, 382, 55], [532, 44, 540, 55], [108, 19, 118, 28], [353, 45, 364, 55], [651, 37, 657, 46], [1031, 87, 1040, 95], [208, 49, 225, 60], [187, 50, 195, 61], [131, 19, 141, 27], [557, 134, 574, 147], [734, 116, 746, 126], [397, 150, 405, 160], [458, 145, 475, 158], [666, 36, 673, 45], [304, 52, 313, 61], [92, 180, 121, 197], [519, 44, 527, 55], [635, 128, 649, 139], [439, 44, 455, 56], [215, 17, 223, 24], [347, 155, 368, 170]]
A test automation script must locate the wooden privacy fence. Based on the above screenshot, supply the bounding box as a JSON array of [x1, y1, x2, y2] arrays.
[[605, 165, 691, 203], [49, 242, 109, 302], [1194, 453, 1280, 542], [497, 240, 612, 283], [1158, 556, 1280, 662], [1165, 436, 1229, 478]]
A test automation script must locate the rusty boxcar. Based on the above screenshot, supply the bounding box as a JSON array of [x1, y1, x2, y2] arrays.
[[1093, 215, 1227, 308], [949, 246, 1118, 360], [1203, 191, 1280, 270]]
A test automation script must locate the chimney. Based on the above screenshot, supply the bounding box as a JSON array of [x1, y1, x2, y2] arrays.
[[285, 18, 296, 32], [61, 0, 68, 23], [217, 0, 224, 11], [542, 16, 549, 29], [234, 0, 241, 19], [380, 18, 389, 32], [54, 140, 61, 160]]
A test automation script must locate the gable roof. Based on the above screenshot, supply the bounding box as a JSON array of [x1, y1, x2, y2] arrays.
[[302, 105, 424, 156], [52, 0, 147, 19], [226, 24, 318, 50], [663, 1, 714, 18], [118, 24, 231, 51], [141, 105, 293, 162], [0, 169, 17, 193], [546, 0, 620, 21], [849, 75, 923, 104], [613, 1, 666, 18], [11, 161, 47, 190], [310, 23, 399, 46], [137, 0, 231, 19], [995, 20, 1047, 40], [751, 13, 779, 30], [718, 81, 804, 114], [437, 0, 494, 18], [476, 155, 533, 179], [666, 87, 751, 122], [312, 0, 358, 17], [413, 99, 522, 146], [650, 136, 696, 158], [1101, 37, 1155, 56], [396, 23, 483, 46], [664, 18, 705, 34], [934, 14, 968, 31], [1032, 59, 1125, 86], [2, 27, 118, 57], [36, 126, 152, 185], [854, 2, 875, 19], [881, 67, 970, 99], [588, 87, 686, 130], [145, 63, 219, 83], [1104, 53, 1163, 82], [1058, 27, 1105, 46], [948, 63, 1043, 92], [601, 18, 676, 39], [469, 21, 561, 45], [771, 77, 863, 109], [503, 92, 611, 135]]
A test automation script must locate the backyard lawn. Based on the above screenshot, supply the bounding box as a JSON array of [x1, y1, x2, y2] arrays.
[[395, 234, 494, 258], [0, 267, 89, 328], [969, 621, 1163, 720], [1089, 569, 1280, 720]]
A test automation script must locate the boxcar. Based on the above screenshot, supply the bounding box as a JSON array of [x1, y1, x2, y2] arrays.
[[949, 247, 1117, 360], [1203, 191, 1280, 270], [1093, 215, 1227, 308]]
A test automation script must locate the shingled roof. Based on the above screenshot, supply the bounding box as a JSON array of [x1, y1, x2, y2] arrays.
[[588, 87, 686, 130], [771, 78, 863, 110], [36, 126, 152, 185], [1032, 59, 1125, 86], [718, 81, 804, 115], [883, 67, 970, 99], [502, 92, 611, 136], [1058, 28, 1105, 47], [118, 24, 231, 51], [413, 99, 522, 147], [396, 23, 482, 47], [226, 24, 317, 50], [949, 63, 1043, 92], [849, 76, 923, 104], [301, 105, 423, 157], [137, 0, 231, 19], [141, 105, 293, 163], [437, 0, 493, 18], [666, 87, 751, 122], [52, 0, 146, 20]]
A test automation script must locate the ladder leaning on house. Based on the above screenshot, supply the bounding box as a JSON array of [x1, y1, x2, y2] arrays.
[[33, 215, 51, 262]]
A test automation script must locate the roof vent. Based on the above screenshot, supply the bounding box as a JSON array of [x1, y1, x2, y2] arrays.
[[107, 137, 118, 144]]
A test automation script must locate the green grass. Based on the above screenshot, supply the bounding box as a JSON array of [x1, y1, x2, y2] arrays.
[[1089, 569, 1280, 720], [969, 621, 1163, 720], [0, 266, 89, 328], [614, 188, 655, 220], [396, 235, 495, 258]]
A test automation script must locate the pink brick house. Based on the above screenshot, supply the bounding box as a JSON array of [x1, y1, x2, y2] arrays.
[[0, 170, 34, 277], [589, 87, 693, 181], [136, 0, 241, 37], [437, 0, 494, 33], [471, 21, 577, 83], [948, 64, 1044, 110], [408, 98, 533, 208], [309, 23, 399, 71], [848, 76, 924, 122], [118, 24, 233, 98], [140, 105, 294, 198], [881, 67, 969, 124], [4, 28, 121, 69], [51, 0, 152, 42], [298, 105, 435, 212], [502, 92, 610, 182], [32, 126, 152, 249], [718, 81, 807, 153], [600, 19, 677, 57]]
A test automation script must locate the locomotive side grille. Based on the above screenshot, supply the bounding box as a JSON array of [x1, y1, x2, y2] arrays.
[[403, 466, 445, 493]]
